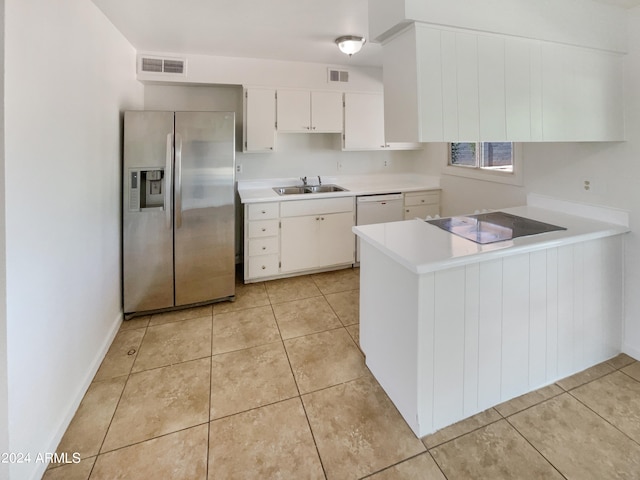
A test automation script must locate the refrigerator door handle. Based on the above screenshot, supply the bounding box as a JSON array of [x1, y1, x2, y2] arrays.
[[175, 133, 183, 229], [165, 133, 173, 230]]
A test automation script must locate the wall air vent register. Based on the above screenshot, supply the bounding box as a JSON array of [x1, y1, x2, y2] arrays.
[[139, 56, 187, 76], [328, 68, 349, 83]]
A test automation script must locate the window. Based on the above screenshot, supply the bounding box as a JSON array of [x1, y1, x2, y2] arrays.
[[444, 142, 522, 185]]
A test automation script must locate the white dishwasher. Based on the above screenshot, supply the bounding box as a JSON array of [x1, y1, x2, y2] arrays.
[[356, 193, 404, 262]]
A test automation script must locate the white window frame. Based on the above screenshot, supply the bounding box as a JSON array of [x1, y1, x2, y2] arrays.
[[443, 142, 523, 186]]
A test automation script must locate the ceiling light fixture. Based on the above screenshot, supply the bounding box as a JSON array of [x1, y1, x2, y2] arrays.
[[335, 35, 366, 56]]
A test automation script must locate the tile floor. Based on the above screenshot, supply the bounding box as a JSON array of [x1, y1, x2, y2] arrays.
[[46, 267, 640, 479]]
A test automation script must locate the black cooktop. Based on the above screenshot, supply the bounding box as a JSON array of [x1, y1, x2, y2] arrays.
[[426, 211, 566, 244]]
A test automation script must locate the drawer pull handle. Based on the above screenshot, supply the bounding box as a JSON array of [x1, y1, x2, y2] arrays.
[[261, 265, 266, 270], [261, 210, 266, 214], [262, 246, 266, 250], [261, 228, 266, 232]]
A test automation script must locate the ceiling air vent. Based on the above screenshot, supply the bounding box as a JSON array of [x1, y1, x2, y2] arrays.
[[327, 68, 349, 83], [139, 56, 186, 76]]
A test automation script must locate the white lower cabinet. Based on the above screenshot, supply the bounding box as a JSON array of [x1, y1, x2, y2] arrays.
[[281, 212, 355, 273], [247, 254, 279, 278], [280, 197, 355, 273], [244, 203, 280, 280], [244, 197, 356, 282], [404, 190, 441, 220]]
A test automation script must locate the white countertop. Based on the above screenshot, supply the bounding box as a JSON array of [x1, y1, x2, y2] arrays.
[[237, 174, 440, 203], [353, 205, 630, 275]]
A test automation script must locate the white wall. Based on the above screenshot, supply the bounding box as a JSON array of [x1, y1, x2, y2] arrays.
[[4, 0, 143, 478], [139, 53, 384, 92], [414, 6, 640, 358], [143, 84, 420, 181]]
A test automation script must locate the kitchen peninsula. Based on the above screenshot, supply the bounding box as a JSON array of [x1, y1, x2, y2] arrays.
[[353, 197, 629, 437]]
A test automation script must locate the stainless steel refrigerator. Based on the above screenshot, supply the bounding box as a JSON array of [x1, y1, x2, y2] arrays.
[[123, 111, 235, 315]]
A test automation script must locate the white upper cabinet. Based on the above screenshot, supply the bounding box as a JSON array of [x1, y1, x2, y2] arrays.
[[478, 35, 506, 141], [439, 30, 457, 141], [456, 32, 480, 141], [541, 43, 624, 142], [311, 91, 344, 132], [243, 87, 276, 152], [277, 89, 310, 132], [344, 92, 423, 150], [343, 92, 386, 150], [504, 37, 543, 141], [277, 89, 343, 133], [382, 23, 625, 143]]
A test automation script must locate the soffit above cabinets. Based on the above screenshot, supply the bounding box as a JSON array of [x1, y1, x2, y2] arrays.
[[369, 0, 630, 53]]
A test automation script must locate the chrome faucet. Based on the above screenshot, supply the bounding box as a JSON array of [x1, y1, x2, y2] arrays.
[[300, 176, 307, 186], [317, 175, 322, 186]]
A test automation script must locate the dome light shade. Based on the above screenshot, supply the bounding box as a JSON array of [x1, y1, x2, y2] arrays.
[[335, 35, 366, 56]]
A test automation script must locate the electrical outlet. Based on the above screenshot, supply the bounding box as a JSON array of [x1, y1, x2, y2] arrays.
[[337, 161, 342, 171], [236, 164, 242, 174], [583, 179, 607, 194]]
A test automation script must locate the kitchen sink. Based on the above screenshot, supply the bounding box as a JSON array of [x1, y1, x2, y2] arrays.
[[273, 184, 348, 195], [272, 186, 307, 195], [304, 184, 347, 193]]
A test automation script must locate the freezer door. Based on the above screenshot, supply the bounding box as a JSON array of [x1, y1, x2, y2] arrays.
[[174, 112, 236, 306], [123, 111, 175, 313]]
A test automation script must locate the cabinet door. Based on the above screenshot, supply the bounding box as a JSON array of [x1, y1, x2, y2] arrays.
[[317, 212, 355, 266], [572, 48, 624, 141], [277, 89, 311, 132], [281, 212, 354, 272], [416, 24, 444, 142], [456, 32, 480, 141], [505, 37, 535, 141], [541, 43, 571, 141], [280, 216, 318, 272], [440, 30, 459, 141], [244, 88, 276, 151], [478, 35, 506, 141], [343, 92, 385, 150], [311, 91, 343, 132]]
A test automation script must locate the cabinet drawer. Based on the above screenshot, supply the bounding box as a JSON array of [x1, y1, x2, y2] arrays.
[[280, 197, 354, 217], [247, 202, 279, 220], [404, 204, 440, 220], [248, 255, 279, 278], [248, 220, 279, 238], [248, 237, 279, 256], [404, 191, 440, 207]]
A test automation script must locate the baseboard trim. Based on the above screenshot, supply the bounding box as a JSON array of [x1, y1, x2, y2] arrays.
[[622, 344, 640, 362], [30, 310, 123, 480]]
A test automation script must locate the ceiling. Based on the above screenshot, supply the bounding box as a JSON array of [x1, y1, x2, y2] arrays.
[[91, 0, 640, 69], [91, 0, 379, 67]]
